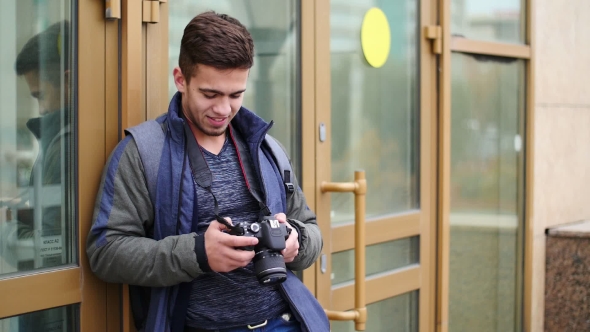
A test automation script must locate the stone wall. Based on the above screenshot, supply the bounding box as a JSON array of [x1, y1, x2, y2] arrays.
[[532, 0, 590, 330]]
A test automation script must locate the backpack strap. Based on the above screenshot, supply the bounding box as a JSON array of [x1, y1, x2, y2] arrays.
[[123, 117, 168, 331], [263, 135, 295, 194], [124, 118, 167, 203]]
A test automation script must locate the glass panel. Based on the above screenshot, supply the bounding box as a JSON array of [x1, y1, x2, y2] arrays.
[[0, 305, 78, 332], [0, 0, 76, 275], [451, 0, 525, 44], [449, 53, 525, 332], [330, 0, 420, 224], [332, 236, 419, 285], [331, 291, 419, 332], [168, 1, 301, 174]]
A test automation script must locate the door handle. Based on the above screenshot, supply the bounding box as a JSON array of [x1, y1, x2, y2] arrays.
[[321, 170, 367, 331]]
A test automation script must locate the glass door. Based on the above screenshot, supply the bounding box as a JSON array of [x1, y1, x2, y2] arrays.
[[437, 0, 531, 331], [0, 0, 117, 330], [314, 0, 438, 331]]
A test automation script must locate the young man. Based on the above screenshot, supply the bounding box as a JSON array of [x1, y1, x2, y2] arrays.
[[87, 12, 328, 332]]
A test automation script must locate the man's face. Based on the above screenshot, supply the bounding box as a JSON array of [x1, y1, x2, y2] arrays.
[[173, 64, 249, 139], [23, 71, 67, 116]]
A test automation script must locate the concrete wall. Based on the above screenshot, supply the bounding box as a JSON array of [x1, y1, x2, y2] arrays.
[[532, 0, 590, 330]]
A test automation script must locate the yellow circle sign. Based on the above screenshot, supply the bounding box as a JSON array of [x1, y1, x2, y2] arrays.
[[361, 8, 391, 68]]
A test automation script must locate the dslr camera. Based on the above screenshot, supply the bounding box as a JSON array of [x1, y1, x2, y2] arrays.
[[229, 216, 292, 285]]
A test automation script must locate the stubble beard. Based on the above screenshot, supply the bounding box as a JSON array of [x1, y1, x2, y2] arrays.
[[194, 119, 227, 137]]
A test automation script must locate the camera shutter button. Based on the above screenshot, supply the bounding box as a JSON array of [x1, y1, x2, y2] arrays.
[[249, 223, 260, 233]]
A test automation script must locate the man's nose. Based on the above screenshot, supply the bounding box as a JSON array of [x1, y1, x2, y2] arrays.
[[214, 97, 231, 115]]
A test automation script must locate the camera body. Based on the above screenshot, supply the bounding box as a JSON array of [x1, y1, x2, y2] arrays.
[[229, 216, 292, 285]]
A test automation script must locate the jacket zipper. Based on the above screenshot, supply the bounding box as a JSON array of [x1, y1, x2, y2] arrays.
[[175, 149, 187, 235]]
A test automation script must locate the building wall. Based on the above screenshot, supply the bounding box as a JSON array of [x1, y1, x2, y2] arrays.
[[532, 0, 590, 330]]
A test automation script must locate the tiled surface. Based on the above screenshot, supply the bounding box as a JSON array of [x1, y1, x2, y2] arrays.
[[533, 106, 590, 230], [532, 104, 590, 331], [535, 0, 590, 105], [532, 0, 590, 329]]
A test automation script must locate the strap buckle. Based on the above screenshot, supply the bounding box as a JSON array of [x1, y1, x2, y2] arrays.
[[284, 182, 295, 194], [247, 320, 268, 329]]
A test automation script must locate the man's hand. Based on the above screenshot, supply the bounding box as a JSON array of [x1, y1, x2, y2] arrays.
[[275, 213, 299, 263], [204, 218, 259, 273]]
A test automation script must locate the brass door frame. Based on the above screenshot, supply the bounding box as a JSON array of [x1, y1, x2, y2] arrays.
[[314, 1, 439, 331], [117, 1, 168, 330], [436, 0, 535, 331]]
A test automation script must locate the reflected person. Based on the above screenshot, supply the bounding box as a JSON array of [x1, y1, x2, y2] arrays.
[[11, 20, 72, 266], [0, 21, 72, 332]]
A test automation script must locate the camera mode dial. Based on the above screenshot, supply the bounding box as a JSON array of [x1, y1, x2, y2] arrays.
[[249, 223, 260, 233]]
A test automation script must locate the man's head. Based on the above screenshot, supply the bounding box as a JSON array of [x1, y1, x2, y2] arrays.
[[15, 21, 70, 115], [173, 12, 254, 141], [178, 11, 254, 81]]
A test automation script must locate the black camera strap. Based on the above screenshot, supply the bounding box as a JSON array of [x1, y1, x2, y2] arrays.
[[182, 119, 269, 234]]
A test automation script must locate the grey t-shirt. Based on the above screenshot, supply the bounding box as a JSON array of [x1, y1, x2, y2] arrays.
[[185, 138, 288, 329]]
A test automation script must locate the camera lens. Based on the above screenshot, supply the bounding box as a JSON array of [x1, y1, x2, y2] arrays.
[[253, 249, 287, 286]]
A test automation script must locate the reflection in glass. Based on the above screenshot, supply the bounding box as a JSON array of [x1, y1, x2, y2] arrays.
[[451, 0, 524, 44], [332, 237, 419, 285], [330, 0, 419, 224], [168, 1, 301, 173], [331, 291, 419, 332], [0, 305, 78, 332], [0, 1, 76, 275], [449, 53, 525, 332]]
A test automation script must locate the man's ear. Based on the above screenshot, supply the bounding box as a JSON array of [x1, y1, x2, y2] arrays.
[[173, 67, 186, 93]]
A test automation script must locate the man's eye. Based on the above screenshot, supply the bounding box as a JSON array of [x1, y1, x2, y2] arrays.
[[230, 94, 242, 99], [204, 94, 216, 99]]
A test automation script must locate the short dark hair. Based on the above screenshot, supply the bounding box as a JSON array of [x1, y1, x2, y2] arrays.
[[179, 11, 254, 83], [15, 20, 70, 84]]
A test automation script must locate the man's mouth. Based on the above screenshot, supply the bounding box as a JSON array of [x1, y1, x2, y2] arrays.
[[208, 116, 228, 126]]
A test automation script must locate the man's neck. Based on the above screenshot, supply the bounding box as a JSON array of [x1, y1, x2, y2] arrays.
[[188, 122, 226, 155]]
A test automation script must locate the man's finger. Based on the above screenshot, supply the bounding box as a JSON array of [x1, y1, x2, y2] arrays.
[[230, 248, 256, 264], [218, 246, 255, 266], [209, 219, 226, 231], [224, 233, 258, 248], [288, 229, 299, 248], [274, 213, 287, 223]]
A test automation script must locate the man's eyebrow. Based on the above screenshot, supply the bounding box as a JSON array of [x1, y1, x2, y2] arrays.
[[198, 88, 246, 95]]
